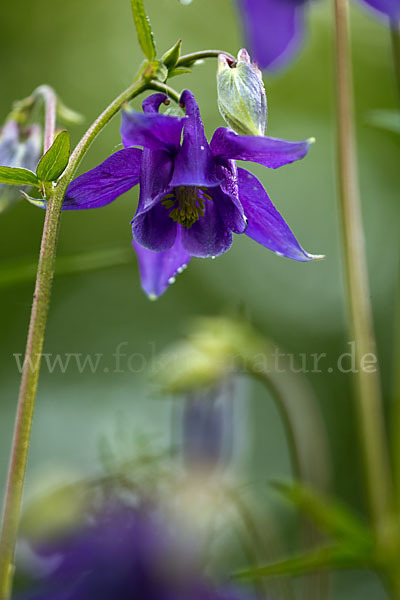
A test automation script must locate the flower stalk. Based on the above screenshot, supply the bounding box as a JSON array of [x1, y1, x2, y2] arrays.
[[0, 76, 160, 600], [333, 0, 393, 543], [390, 20, 400, 99]]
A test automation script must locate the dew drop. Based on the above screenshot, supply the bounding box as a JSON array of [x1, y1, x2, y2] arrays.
[[180, 0, 193, 4], [168, 276, 176, 284], [275, 251, 284, 257], [200, 145, 205, 150], [211, 256, 216, 260], [252, 186, 258, 191]]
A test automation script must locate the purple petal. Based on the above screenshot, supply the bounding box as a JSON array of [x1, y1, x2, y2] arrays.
[[63, 148, 141, 210], [132, 201, 177, 251], [357, 0, 400, 20], [210, 127, 314, 169], [136, 148, 174, 216], [133, 230, 191, 298], [169, 90, 220, 188], [181, 201, 233, 258], [121, 96, 184, 152], [213, 161, 247, 234], [236, 0, 308, 71], [238, 168, 322, 261]]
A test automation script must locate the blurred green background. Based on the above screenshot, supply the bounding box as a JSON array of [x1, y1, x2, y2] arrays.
[[0, 0, 399, 597]]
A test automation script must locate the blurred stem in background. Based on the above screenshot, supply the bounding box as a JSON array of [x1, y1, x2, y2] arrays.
[[390, 20, 400, 98], [333, 0, 398, 590]]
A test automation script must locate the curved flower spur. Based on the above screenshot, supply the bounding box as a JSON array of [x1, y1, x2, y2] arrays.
[[64, 90, 323, 298]]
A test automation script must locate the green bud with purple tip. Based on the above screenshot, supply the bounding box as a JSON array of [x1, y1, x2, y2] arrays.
[[217, 48, 267, 136]]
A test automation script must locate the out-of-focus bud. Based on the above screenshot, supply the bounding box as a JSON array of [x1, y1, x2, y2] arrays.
[[161, 39, 182, 69], [182, 385, 233, 476], [0, 120, 41, 213], [217, 48, 267, 136], [153, 316, 267, 394]]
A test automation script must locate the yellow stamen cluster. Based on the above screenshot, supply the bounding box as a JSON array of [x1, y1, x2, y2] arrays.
[[162, 186, 212, 229]]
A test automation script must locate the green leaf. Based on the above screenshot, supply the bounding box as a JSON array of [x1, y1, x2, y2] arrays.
[[168, 67, 192, 78], [36, 130, 70, 182], [130, 0, 156, 61], [0, 166, 39, 187], [272, 481, 373, 549], [235, 544, 372, 581], [366, 109, 400, 135]]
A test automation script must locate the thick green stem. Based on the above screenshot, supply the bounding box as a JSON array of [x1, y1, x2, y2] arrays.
[[0, 77, 155, 600], [177, 49, 235, 67], [333, 0, 393, 540]]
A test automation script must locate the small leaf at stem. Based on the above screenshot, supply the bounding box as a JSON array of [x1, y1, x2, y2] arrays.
[[130, 0, 156, 61], [0, 166, 39, 187], [168, 67, 192, 78], [36, 130, 70, 182]]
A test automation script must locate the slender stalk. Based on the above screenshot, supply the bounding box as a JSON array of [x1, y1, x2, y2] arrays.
[[390, 20, 400, 99], [333, 0, 393, 540], [148, 80, 181, 103], [34, 86, 57, 153], [177, 49, 235, 67], [392, 263, 400, 509], [0, 77, 153, 600]]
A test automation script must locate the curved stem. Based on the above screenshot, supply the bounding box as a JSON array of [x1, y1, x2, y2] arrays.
[[392, 263, 400, 509], [333, 0, 393, 539], [148, 80, 181, 103], [34, 86, 57, 153], [177, 49, 235, 67], [0, 77, 155, 600]]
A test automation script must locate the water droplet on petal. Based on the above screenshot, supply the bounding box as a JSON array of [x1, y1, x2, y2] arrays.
[[275, 251, 284, 257], [200, 145, 205, 150], [211, 256, 216, 260], [168, 276, 176, 284]]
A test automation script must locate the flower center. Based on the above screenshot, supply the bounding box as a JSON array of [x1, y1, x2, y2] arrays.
[[162, 186, 212, 229]]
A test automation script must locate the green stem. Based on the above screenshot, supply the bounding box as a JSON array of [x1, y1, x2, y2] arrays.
[[392, 263, 400, 510], [333, 0, 393, 540], [148, 80, 181, 103], [177, 49, 235, 67], [0, 77, 158, 600], [34, 85, 57, 153], [390, 20, 400, 100]]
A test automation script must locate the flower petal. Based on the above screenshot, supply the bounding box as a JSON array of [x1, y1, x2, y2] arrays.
[[181, 201, 233, 258], [357, 0, 400, 20], [211, 127, 314, 169], [238, 168, 322, 261], [133, 230, 191, 299], [136, 148, 174, 216], [169, 90, 220, 188], [121, 94, 184, 152], [213, 161, 247, 234], [236, 0, 308, 71], [132, 201, 177, 252], [63, 148, 141, 210]]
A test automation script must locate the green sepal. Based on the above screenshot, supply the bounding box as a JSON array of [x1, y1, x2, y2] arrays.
[[140, 60, 168, 83], [0, 166, 39, 187], [36, 130, 70, 183], [130, 0, 156, 61], [161, 39, 182, 69], [168, 67, 192, 79]]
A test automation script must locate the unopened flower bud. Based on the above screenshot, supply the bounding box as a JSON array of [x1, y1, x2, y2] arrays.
[[161, 39, 182, 69], [217, 48, 267, 136], [0, 119, 41, 213]]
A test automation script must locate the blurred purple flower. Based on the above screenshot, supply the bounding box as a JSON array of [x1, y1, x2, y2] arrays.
[[236, 0, 400, 72], [19, 504, 251, 600], [64, 89, 319, 298], [0, 119, 41, 212], [182, 386, 234, 475]]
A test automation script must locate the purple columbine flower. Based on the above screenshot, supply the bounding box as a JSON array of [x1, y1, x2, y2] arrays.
[[236, 0, 400, 71], [64, 89, 320, 298], [19, 504, 252, 600]]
